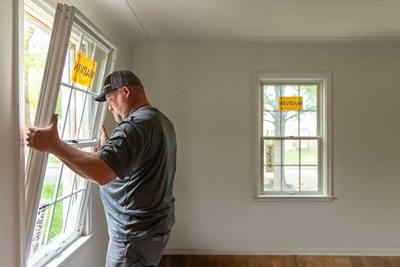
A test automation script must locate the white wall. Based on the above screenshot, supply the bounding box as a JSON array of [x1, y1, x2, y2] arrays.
[[132, 39, 400, 255]]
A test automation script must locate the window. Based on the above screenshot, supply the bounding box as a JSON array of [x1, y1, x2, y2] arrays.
[[24, 2, 117, 266], [253, 73, 333, 200]]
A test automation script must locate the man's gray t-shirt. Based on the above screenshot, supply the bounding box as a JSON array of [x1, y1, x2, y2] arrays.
[[98, 107, 176, 242]]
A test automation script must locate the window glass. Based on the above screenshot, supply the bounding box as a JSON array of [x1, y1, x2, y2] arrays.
[[24, 2, 52, 137], [262, 83, 320, 194]]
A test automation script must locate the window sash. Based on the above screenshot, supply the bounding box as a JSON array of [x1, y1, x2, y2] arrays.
[[260, 137, 322, 195], [25, 3, 117, 266]]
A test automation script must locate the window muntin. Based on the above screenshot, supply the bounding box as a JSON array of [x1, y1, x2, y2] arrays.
[[254, 73, 332, 200], [25, 3, 117, 266]]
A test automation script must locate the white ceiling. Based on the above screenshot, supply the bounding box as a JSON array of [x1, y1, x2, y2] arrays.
[[48, 0, 400, 43]]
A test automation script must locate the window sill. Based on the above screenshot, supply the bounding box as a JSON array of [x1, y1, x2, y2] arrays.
[[45, 234, 94, 267], [253, 195, 336, 202]]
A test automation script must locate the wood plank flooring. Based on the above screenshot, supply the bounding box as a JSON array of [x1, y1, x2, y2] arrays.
[[159, 255, 400, 267]]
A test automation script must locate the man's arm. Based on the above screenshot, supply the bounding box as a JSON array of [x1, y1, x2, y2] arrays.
[[26, 114, 117, 185]]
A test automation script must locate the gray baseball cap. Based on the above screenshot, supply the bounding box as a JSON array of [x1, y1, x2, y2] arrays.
[[95, 70, 142, 102]]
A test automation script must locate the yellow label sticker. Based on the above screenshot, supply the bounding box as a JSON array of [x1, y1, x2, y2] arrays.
[[71, 52, 97, 89], [279, 96, 303, 111]]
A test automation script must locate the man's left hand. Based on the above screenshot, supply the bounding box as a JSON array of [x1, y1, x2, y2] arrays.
[[26, 114, 60, 153]]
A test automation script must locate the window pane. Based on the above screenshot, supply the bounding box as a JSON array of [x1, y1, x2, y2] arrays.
[[282, 85, 298, 96], [77, 93, 98, 139], [56, 168, 86, 198], [263, 111, 279, 136], [24, 8, 52, 147], [299, 111, 317, 136], [300, 85, 317, 111], [284, 111, 299, 136], [48, 201, 64, 243], [300, 166, 319, 191], [41, 155, 62, 202], [284, 166, 300, 191], [263, 85, 281, 110], [63, 192, 85, 236], [300, 139, 318, 165], [284, 139, 299, 165], [64, 88, 85, 141], [56, 86, 99, 141]]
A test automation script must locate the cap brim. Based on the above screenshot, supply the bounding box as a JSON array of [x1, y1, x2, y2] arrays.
[[94, 91, 108, 102]]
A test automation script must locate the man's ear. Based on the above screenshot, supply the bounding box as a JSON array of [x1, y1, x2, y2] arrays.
[[121, 86, 131, 99]]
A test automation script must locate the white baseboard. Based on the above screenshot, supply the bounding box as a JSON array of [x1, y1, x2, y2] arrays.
[[164, 247, 400, 256]]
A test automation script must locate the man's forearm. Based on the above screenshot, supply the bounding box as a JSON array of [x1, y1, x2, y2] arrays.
[[50, 140, 117, 185]]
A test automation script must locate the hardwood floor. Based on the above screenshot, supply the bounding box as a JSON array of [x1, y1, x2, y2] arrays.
[[159, 255, 400, 267]]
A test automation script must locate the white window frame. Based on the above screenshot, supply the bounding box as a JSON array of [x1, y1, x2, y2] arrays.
[[24, 3, 117, 266], [253, 73, 333, 201]]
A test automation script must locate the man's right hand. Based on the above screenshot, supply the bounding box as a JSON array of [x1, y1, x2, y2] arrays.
[[99, 125, 109, 148]]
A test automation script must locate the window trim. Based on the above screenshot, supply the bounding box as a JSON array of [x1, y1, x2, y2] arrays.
[[252, 72, 333, 201]]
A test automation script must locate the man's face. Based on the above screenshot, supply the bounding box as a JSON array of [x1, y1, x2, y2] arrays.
[[106, 89, 124, 123]]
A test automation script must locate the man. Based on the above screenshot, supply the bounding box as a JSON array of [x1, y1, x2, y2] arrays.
[[26, 70, 177, 267]]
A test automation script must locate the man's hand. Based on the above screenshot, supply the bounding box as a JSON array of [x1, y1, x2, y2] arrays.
[[26, 114, 60, 153], [99, 124, 109, 148], [26, 114, 117, 184]]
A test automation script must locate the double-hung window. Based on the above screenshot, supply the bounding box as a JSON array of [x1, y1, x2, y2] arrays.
[[24, 2, 117, 266], [253, 73, 333, 200]]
